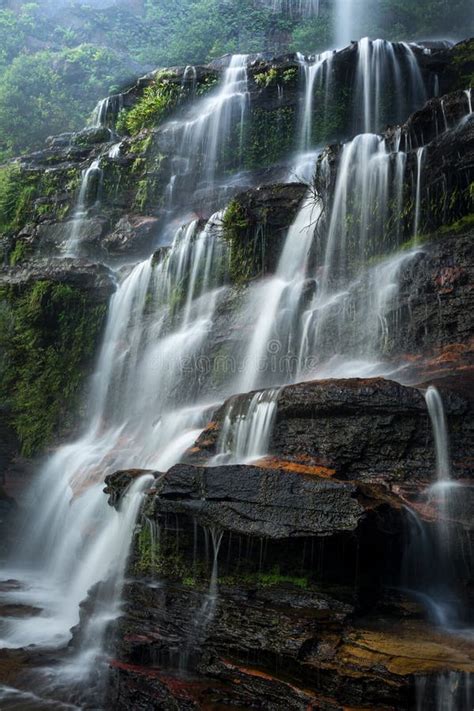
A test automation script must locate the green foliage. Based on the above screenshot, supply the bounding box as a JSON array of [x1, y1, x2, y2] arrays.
[[195, 74, 219, 96], [243, 105, 297, 169], [135, 524, 190, 578], [440, 213, 474, 234], [117, 74, 183, 136], [0, 281, 106, 456], [220, 565, 309, 589], [0, 164, 37, 233], [0, 42, 135, 160], [255, 67, 279, 88], [9, 240, 29, 266], [451, 39, 474, 90]]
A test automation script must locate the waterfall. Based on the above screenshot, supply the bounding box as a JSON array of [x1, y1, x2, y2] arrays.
[[1, 40, 457, 706], [413, 146, 426, 238], [334, 0, 355, 47], [212, 388, 280, 464], [163, 54, 249, 195], [239, 192, 320, 393], [64, 158, 102, 256], [425, 386, 451, 483], [90, 94, 123, 130], [415, 673, 473, 711], [354, 39, 427, 133], [108, 142, 122, 159], [298, 51, 334, 151], [2, 212, 229, 684], [466, 88, 473, 115]]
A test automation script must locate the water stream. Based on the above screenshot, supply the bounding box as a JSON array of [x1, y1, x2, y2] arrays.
[[64, 159, 102, 257]]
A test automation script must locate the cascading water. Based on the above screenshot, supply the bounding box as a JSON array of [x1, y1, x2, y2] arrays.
[[395, 387, 474, 703], [413, 146, 426, 237], [402, 387, 473, 709], [298, 50, 334, 151], [64, 159, 102, 256], [354, 38, 427, 133], [91, 94, 123, 130], [212, 388, 281, 464], [162, 54, 249, 198], [1, 212, 229, 703], [425, 386, 451, 484]]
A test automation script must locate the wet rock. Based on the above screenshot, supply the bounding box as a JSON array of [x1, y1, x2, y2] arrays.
[[388, 230, 474, 359], [190, 377, 471, 483], [102, 215, 160, 257], [149, 462, 365, 539], [104, 469, 156, 508], [72, 126, 113, 146], [34, 217, 108, 255], [0, 487, 17, 558], [0, 258, 115, 303]]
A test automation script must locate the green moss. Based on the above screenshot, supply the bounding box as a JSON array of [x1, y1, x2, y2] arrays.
[[452, 39, 474, 89], [282, 68, 298, 84], [0, 163, 38, 234], [135, 524, 190, 579], [242, 104, 297, 169], [0, 280, 106, 456], [117, 72, 184, 136], [220, 566, 309, 590], [440, 213, 474, 234]]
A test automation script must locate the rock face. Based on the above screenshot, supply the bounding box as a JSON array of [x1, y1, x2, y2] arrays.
[[0, 258, 115, 302], [389, 230, 474, 357], [105, 376, 474, 710]]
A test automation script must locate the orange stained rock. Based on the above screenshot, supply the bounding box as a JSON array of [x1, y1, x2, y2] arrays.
[[337, 624, 474, 677], [255, 456, 337, 478]]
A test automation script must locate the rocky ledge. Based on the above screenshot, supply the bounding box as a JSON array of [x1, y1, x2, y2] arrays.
[[103, 376, 474, 710], [189, 377, 472, 483]]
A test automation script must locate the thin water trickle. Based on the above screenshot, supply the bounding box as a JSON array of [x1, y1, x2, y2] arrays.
[[425, 386, 451, 483], [298, 51, 334, 151], [64, 159, 102, 256], [413, 146, 426, 238], [91, 94, 123, 130]]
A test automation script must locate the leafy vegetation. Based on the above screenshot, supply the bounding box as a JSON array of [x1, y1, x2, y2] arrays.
[[0, 163, 37, 233], [116, 73, 183, 136], [0, 280, 107, 456]]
